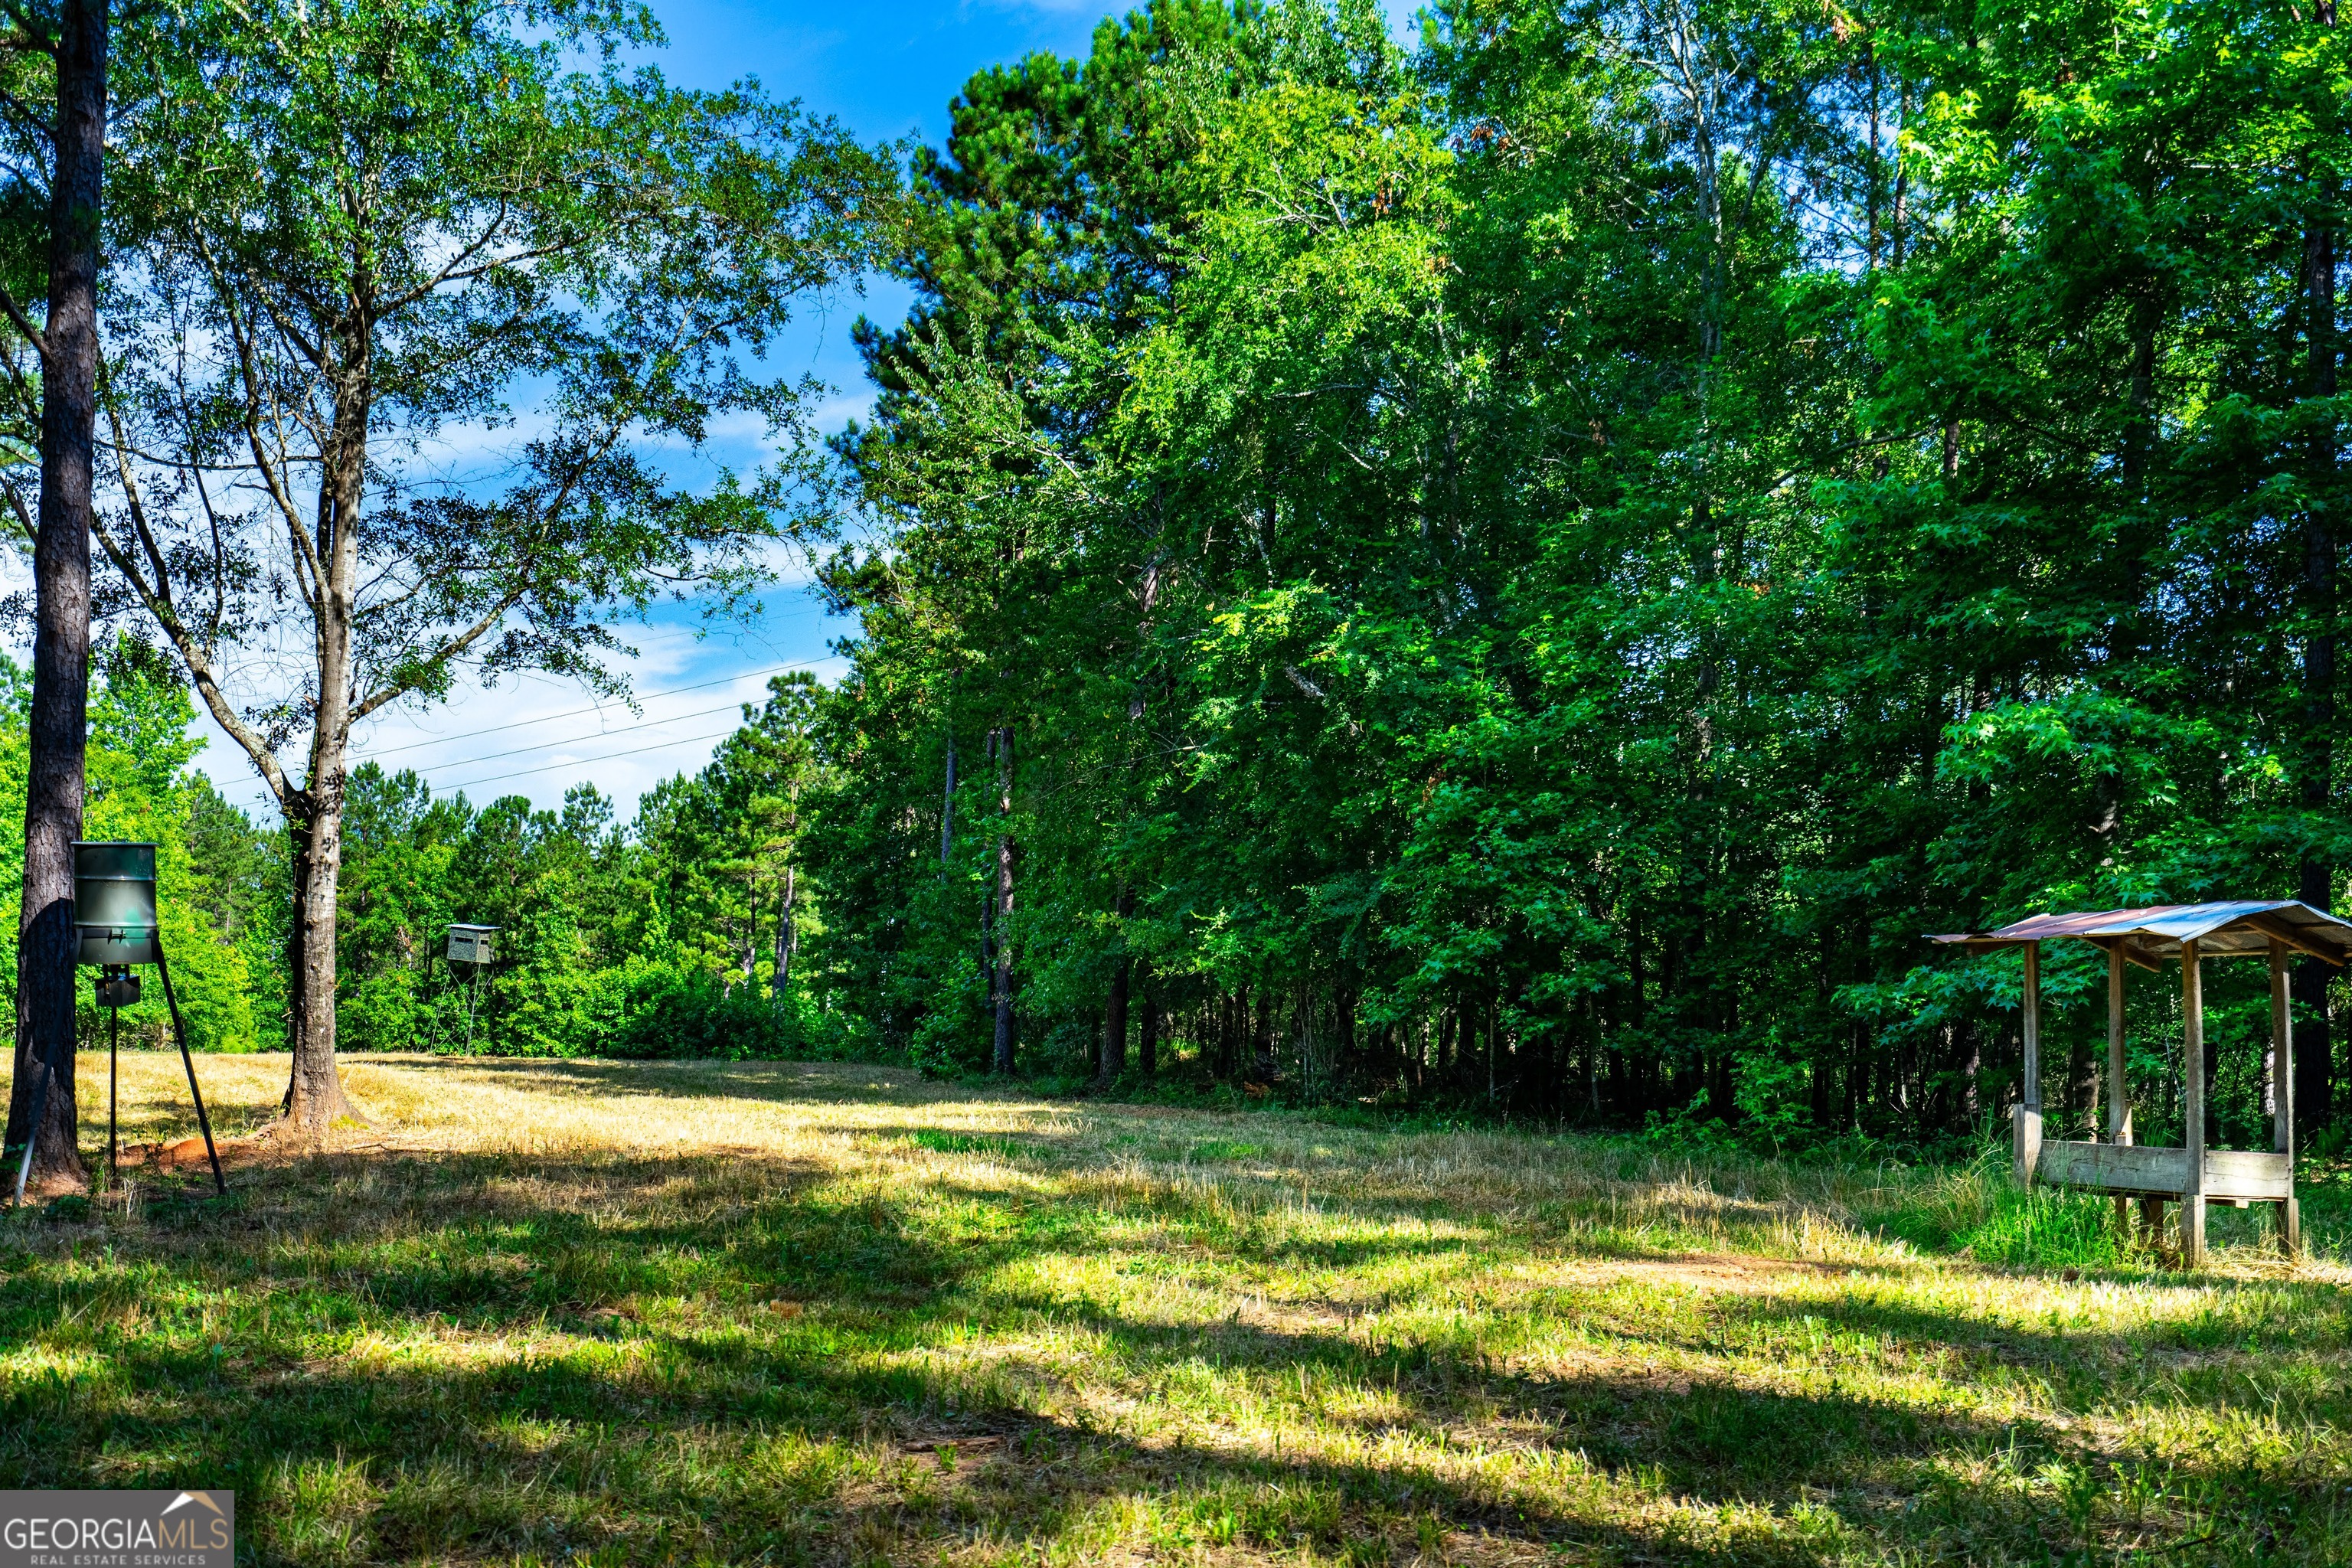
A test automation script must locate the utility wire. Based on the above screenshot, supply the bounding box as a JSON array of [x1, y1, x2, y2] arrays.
[[354, 658, 825, 760], [430, 727, 746, 797], [371, 699, 755, 776]]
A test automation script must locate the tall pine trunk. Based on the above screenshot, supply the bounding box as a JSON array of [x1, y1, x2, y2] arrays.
[[2299, 187, 2338, 1138], [772, 863, 797, 997], [1101, 885, 1132, 1083], [990, 724, 1015, 1074], [5, 0, 107, 1195], [1136, 962, 1158, 1078]]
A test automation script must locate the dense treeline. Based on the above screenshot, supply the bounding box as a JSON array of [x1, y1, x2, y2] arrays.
[[18, 0, 2352, 1161], [0, 0, 894, 1155], [0, 652, 839, 1063], [782, 0, 2352, 1155]]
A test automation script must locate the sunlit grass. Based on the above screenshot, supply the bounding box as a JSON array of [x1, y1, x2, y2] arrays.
[[4, 1050, 2347, 1565]]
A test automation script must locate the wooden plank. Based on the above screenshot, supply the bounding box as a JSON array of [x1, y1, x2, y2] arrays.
[[2091, 935, 2164, 974], [2204, 1149, 2293, 1201], [2037, 1138, 2189, 1194], [2239, 910, 2347, 968], [2039, 1142, 2291, 1200], [2270, 938, 2301, 1256], [2271, 939, 2295, 1156]]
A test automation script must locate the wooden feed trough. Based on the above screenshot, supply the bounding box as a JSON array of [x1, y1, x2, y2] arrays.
[[1931, 901, 2352, 1266]]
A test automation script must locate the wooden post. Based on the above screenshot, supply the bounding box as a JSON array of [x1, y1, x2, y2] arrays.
[[2013, 942, 2043, 1186], [2106, 944, 2129, 1142], [2270, 938, 2300, 1257], [2108, 942, 2132, 1235], [2023, 940, 2041, 1109], [2181, 939, 2206, 1267]]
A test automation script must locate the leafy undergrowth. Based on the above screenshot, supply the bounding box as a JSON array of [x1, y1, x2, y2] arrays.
[[4, 1051, 2349, 1566]]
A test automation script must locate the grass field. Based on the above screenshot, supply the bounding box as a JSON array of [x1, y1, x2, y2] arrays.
[[3, 1052, 2349, 1566]]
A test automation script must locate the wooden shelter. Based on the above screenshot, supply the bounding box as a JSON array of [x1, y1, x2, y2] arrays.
[[1931, 901, 2352, 1265]]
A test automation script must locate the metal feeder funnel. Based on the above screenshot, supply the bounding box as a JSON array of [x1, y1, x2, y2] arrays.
[[74, 841, 158, 965]]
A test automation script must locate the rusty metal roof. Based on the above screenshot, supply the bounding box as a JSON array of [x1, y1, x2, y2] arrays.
[[1928, 901, 2352, 967]]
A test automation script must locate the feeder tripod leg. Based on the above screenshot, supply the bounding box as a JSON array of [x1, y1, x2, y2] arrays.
[[108, 1003, 117, 1181], [8, 1037, 57, 1207], [155, 945, 226, 1197]]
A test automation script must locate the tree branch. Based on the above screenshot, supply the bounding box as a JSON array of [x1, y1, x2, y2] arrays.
[[0, 280, 45, 364]]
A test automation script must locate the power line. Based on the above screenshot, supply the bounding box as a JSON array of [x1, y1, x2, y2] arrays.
[[430, 727, 746, 797], [353, 658, 826, 760], [366, 699, 755, 776]]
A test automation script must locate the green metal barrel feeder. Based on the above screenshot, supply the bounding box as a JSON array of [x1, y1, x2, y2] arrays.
[[75, 840, 160, 967], [29, 841, 226, 1198]]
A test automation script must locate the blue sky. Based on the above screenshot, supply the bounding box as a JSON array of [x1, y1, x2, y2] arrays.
[[187, 0, 1132, 820], [181, 0, 1417, 822]]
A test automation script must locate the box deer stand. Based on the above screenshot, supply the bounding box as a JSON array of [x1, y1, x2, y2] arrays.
[[1931, 902, 2350, 1266]]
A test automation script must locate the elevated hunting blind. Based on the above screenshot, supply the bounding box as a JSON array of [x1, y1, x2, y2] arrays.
[[1932, 900, 2352, 1266], [446, 923, 498, 966]]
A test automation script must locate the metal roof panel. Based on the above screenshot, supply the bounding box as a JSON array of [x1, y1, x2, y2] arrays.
[[1928, 900, 2352, 960]]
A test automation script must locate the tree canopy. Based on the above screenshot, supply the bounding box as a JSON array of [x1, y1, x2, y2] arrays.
[[7, 0, 2348, 1165]]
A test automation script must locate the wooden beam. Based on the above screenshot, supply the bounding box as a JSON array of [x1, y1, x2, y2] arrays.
[[2182, 939, 2206, 1267], [2239, 910, 2348, 968], [2108, 943, 2131, 1145], [2109, 942, 2131, 1235], [2270, 937, 2301, 1257], [2090, 935, 2164, 973], [2023, 940, 2041, 1112], [2034, 1142, 2290, 1200]]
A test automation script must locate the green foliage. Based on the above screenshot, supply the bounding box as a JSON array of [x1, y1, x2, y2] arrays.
[[322, 671, 848, 1061], [776, 0, 2352, 1157], [0, 642, 268, 1053]]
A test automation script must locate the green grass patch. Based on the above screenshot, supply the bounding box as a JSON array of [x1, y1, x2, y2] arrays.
[[1954, 1184, 2132, 1269], [899, 1129, 1034, 1158], [7, 1054, 2350, 1566]]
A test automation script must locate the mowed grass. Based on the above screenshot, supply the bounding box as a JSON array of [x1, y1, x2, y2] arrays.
[[3, 1054, 2350, 1566]]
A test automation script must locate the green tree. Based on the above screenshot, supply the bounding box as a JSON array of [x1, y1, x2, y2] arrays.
[[92, 0, 897, 1131]]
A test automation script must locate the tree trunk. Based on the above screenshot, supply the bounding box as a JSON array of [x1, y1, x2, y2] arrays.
[[939, 731, 955, 872], [2069, 1033, 2099, 1142], [1101, 978, 1125, 1083], [1102, 884, 1131, 1085], [2301, 186, 2339, 1138], [773, 861, 796, 996], [990, 724, 1015, 1075], [282, 792, 361, 1133], [1136, 962, 1158, 1079], [1956, 1017, 1981, 1132], [5, 0, 108, 1197]]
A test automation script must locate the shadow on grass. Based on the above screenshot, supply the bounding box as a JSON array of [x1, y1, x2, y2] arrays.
[[0, 1126, 2338, 1565]]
